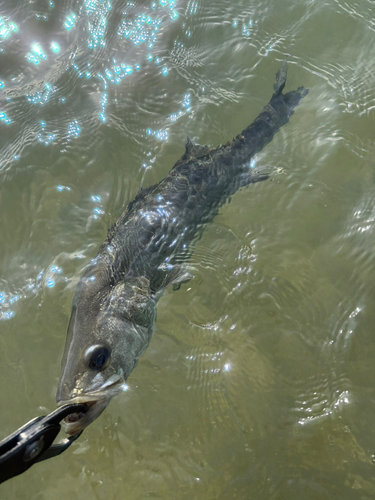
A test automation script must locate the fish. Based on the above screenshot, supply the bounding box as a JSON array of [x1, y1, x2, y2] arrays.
[[56, 61, 308, 435]]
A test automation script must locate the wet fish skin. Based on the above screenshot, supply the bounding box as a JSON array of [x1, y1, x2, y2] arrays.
[[56, 62, 308, 434]]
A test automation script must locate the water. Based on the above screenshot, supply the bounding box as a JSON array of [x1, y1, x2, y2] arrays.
[[1, 0, 375, 497]]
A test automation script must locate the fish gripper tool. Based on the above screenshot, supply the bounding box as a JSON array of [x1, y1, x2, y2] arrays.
[[0, 403, 88, 484]]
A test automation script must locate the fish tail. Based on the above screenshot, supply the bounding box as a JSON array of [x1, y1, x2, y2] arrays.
[[281, 86, 309, 118], [270, 61, 308, 119], [237, 62, 308, 157], [272, 60, 288, 97]]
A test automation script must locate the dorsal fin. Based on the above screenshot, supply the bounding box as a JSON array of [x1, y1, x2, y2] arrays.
[[185, 136, 194, 155], [187, 136, 211, 158], [172, 137, 212, 170]]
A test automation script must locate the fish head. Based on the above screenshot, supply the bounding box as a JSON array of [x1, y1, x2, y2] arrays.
[[56, 258, 156, 435]]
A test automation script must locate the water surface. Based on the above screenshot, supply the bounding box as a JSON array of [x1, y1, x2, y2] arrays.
[[1, 0, 375, 498]]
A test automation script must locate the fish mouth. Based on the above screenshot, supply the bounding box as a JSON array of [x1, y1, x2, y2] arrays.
[[57, 377, 126, 436]]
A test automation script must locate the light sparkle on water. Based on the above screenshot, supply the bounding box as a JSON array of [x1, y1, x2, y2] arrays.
[[0, 111, 11, 124], [99, 92, 108, 122], [35, 14, 48, 21], [50, 42, 60, 53], [188, 0, 198, 15], [67, 120, 81, 138], [63, 13, 77, 31], [169, 93, 191, 122], [85, 0, 112, 49], [0, 311, 15, 320], [9, 295, 19, 304], [0, 17, 18, 41], [26, 83, 57, 105], [38, 120, 57, 145], [146, 128, 169, 141], [46, 278, 55, 288], [0, 263, 65, 320], [118, 12, 161, 47], [0, 0, 191, 261], [26, 44, 47, 65]]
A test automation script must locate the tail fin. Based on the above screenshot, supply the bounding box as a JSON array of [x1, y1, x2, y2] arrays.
[[271, 61, 308, 118], [232, 61, 307, 168], [283, 86, 309, 118], [272, 60, 288, 97]]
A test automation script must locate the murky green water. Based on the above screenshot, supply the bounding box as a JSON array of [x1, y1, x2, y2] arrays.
[[1, 0, 375, 498]]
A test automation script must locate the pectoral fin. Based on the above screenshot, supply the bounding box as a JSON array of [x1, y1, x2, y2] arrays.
[[151, 263, 194, 293]]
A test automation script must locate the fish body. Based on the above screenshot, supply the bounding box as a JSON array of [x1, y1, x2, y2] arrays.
[[56, 62, 308, 434]]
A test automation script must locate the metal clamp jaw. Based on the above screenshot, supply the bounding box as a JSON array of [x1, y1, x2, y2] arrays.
[[0, 403, 88, 484]]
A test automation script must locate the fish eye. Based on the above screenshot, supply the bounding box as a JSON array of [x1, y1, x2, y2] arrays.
[[84, 344, 111, 371]]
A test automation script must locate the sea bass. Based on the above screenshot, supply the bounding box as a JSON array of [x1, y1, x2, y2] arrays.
[[56, 62, 308, 435]]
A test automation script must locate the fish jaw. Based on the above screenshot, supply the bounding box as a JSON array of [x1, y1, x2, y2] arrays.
[[59, 397, 110, 435], [57, 376, 126, 436]]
